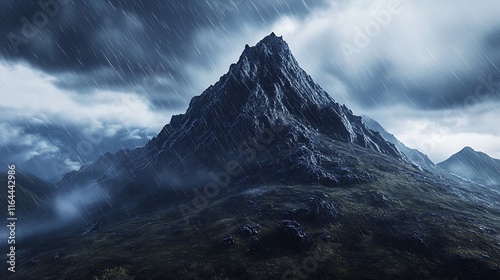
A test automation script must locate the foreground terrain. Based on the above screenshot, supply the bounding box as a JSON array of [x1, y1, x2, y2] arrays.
[[6, 140, 500, 280]]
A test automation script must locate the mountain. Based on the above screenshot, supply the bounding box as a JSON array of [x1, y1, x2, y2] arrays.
[[362, 115, 436, 170], [438, 146, 500, 187], [58, 32, 403, 194], [144, 32, 404, 181], [13, 34, 500, 280]]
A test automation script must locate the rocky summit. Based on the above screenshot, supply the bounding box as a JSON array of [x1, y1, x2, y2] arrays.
[[148, 33, 401, 161]]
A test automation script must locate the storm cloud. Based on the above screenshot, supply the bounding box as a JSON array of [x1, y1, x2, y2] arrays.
[[0, 0, 328, 109]]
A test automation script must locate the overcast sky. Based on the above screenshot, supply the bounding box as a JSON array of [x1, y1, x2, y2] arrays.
[[1, 0, 499, 181]]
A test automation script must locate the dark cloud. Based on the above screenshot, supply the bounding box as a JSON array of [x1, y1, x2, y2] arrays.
[[287, 1, 500, 111], [0, 0, 327, 110], [1, 0, 497, 111], [324, 57, 500, 110]]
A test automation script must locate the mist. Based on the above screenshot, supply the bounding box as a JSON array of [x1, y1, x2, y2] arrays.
[[0, 181, 113, 241], [54, 182, 112, 223]]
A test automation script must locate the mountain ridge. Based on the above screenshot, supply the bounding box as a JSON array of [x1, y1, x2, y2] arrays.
[[59, 32, 404, 192], [362, 115, 436, 170]]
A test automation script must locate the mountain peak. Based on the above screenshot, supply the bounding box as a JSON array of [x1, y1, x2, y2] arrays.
[[244, 32, 283, 48], [460, 146, 476, 153], [439, 146, 500, 187], [258, 32, 286, 47], [455, 146, 486, 159], [237, 32, 294, 69]]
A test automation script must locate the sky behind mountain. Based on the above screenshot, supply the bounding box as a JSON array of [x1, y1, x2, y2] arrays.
[[1, 0, 499, 180]]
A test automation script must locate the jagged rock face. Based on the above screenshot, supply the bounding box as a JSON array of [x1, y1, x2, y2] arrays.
[[145, 33, 401, 175], [60, 33, 402, 191]]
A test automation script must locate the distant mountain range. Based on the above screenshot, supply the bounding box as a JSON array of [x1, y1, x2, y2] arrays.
[[439, 146, 500, 188], [362, 116, 500, 188]]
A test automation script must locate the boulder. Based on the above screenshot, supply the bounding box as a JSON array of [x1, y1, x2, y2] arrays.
[[277, 220, 312, 252]]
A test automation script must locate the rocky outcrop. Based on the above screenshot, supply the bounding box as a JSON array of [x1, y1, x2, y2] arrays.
[[277, 220, 313, 252]]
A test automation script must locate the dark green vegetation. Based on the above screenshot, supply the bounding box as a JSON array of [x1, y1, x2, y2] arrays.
[[7, 139, 500, 280]]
